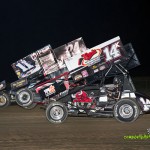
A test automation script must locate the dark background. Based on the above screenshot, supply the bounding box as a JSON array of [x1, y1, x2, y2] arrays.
[[0, 0, 149, 83]]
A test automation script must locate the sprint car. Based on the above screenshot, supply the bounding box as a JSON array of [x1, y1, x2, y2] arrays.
[[0, 36, 150, 124]]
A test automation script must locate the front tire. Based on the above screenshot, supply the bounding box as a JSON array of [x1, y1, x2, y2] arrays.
[[0, 92, 10, 108], [46, 101, 68, 124], [113, 98, 140, 123]]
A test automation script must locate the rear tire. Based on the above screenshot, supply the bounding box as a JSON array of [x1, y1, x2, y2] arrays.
[[113, 98, 140, 123], [0, 92, 10, 108], [46, 101, 68, 124]]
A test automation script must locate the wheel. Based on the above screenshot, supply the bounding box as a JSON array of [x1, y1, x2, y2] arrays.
[[0, 92, 10, 108], [113, 98, 140, 123], [16, 88, 34, 108], [46, 101, 68, 124]]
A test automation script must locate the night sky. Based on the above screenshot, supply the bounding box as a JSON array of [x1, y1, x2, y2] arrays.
[[0, 0, 149, 82]]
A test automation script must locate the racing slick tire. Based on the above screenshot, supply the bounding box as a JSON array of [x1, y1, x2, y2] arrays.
[[113, 98, 140, 123], [0, 92, 10, 108], [16, 88, 35, 108], [46, 101, 68, 124]]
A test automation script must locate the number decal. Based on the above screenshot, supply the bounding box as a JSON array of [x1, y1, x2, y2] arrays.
[[103, 42, 121, 62], [16, 60, 34, 72], [66, 42, 80, 56]]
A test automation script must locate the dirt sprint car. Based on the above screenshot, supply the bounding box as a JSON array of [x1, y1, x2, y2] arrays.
[[0, 36, 150, 124]]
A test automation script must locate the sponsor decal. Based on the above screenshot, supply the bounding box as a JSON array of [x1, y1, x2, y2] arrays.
[[44, 85, 56, 97], [11, 78, 28, 90], [99, 65, 106, 70], [81, 70, 89, 78], [92, 65, 98, 70], [94, 69, 99, 73], [79, 49, 102, 66]]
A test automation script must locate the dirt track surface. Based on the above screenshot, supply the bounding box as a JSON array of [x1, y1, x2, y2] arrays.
[[0, 104, 150, 150]]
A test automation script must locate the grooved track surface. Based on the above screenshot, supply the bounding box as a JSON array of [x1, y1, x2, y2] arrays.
[[0, 105, 150, 150]]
